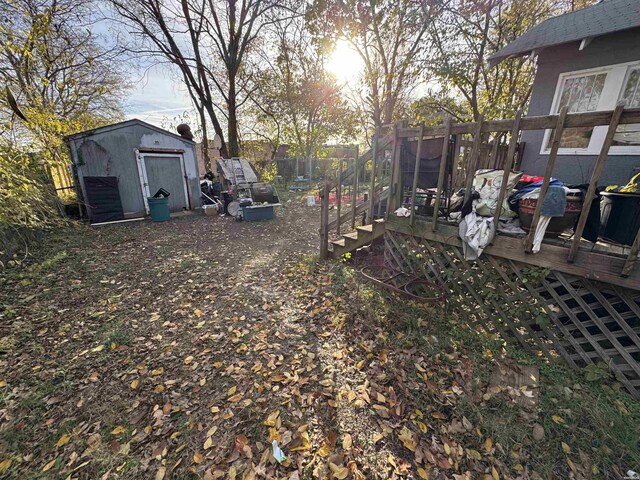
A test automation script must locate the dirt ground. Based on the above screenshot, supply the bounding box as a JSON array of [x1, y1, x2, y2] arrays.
[[1, 198, 639, 479]]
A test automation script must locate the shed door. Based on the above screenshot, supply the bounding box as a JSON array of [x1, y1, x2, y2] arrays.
[[139, 154, 189, 213]]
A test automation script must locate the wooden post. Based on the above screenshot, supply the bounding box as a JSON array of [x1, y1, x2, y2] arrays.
[[567, 104, 625, 263], [409, 124, 425, 227], [386, 122, 402, 221], [524, 105, 569, 253], [320, 182, 330, 259], [491, 111, 522, 230], [351, 145, 359, 229], [621, 229, 640, 277], [368, 129, 379, 224], [463, 115, 485, 205], [432, 118, 452, 231], [336, 158, 343, 235]]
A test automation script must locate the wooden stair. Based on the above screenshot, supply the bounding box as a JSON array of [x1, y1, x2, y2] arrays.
[[329, 219, 386, 258]]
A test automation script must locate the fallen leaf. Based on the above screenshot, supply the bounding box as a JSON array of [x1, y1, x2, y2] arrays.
[[155, 466, 166, 480], [329, 462, 349, 479], [130, 379, 139, 390], [342, 434, 353, 450], [56, 434, 71, 448], [184, 355, 194, 365], [0, 459, 12, 472], [417, 467, 429, 479], [91, 345, 104, 352], [42, 459, 56, 471], [193, 452, 204, 464], [561, 442, 571, 454], [111, 426, 126, 435]]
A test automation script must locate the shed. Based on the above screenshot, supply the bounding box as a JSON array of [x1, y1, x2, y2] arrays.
[[66, 119, 201, 223]]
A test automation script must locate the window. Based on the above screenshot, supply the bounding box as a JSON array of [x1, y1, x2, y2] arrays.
[[613, 67, 640, 147], [542, 61, 640, 155]]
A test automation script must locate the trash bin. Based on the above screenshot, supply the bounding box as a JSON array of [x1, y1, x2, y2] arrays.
[[147, 197, 170, 222], [600, 192, 640, 245]]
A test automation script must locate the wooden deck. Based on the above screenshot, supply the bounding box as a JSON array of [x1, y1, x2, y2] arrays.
[[319, 107, 640, 398]]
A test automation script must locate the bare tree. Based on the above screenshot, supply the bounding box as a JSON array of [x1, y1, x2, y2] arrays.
[[307, 0, 441, 130], [110, 0, 291, 157]]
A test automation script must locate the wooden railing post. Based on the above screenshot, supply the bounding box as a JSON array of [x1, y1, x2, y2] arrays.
[[567, 104, 624, 263], [432, 118, 453, 231], [351, 145, 359, 229], [336, 158, 343, 235], [409, 124, 424, 227], [524, 105, 569, 253], [368, 129, 379, 224], [621, 230, 640, 277], [320, 182, 330, 259], [463, 115, 485, 205], [491, 110, 522, 230], [386, 122, 402, 220]]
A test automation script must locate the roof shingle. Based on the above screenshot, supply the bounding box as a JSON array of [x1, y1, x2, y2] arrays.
[[488, 0, 640, 66]]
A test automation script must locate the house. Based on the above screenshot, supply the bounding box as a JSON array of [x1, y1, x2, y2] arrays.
[[488, 0, 640, 185], [66, 119, 201, 223]]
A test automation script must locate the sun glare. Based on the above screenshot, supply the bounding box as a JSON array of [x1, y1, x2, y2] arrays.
[[326, 39, 364, 86]]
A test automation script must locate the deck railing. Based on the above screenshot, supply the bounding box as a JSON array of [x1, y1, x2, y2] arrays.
[[321, 105, 640, 277], [377, 106, 640, 279]]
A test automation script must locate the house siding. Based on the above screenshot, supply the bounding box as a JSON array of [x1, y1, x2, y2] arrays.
[[520, 27, 640, 185], [69, 123, 201, 218]]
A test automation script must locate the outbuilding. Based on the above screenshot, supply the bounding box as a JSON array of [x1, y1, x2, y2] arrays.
[[66, 119, 201, 223]]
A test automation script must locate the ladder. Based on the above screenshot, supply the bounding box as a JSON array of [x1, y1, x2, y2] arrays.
[[230, 158, 247, 185]]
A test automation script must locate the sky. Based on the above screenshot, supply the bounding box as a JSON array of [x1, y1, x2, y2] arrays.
[[123, 64, 194, 128]]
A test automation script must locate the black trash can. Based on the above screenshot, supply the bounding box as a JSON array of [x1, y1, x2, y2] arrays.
[[599, 192, 640, 245]]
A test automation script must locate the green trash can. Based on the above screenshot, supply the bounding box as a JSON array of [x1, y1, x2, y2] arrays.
[[147, 197, 170, 222]]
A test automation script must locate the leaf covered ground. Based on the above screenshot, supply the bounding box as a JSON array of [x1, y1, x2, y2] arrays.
[[1, 201, 639, 480]]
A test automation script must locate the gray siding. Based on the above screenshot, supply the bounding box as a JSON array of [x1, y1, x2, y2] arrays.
[[520, 28, 640, 185], [69, 123, 201, 218]]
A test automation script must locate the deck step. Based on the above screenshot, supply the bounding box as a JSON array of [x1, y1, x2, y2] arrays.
[[329, 219, 386, 258]]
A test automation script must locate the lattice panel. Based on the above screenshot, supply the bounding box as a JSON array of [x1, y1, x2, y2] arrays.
[[384, 230, 640, 399]]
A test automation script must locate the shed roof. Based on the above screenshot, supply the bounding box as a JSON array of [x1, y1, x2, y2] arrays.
[[66, 118, 196, 144], [488, 0, 640, 67]]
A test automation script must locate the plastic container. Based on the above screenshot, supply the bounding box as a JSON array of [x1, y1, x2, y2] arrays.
[[147, 197, 170, 222], [599, 192, 640, 246], [242, 205, 275, 221]]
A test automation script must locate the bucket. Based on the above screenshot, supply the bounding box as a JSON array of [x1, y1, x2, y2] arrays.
[[147, 197, 170, 222], [518, 194, 583, 237]]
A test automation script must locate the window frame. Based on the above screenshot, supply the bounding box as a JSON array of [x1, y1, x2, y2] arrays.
[[541, 60, 640, 156]]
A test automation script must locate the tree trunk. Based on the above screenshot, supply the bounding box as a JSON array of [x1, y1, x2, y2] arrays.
[[227, 71, 240, 157], [197, 104, 212, 172], [204, 101, 228, 158]]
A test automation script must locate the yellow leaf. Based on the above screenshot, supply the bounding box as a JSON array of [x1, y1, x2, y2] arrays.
[[264, 411, 280, 427], [342, 433, 353, 450], [329, 462, 349, 479], [193, 452, 204, 464], [130, 379, 139, 390], [184, 355, 194, 365], [110, 342, 117, 349], [0, 459, 12, 472], [0, 380, 7, 388], [154, 384, 165, 393], [194, 308, 203, 317], [228, 393, 242, 402], [111, 426, 126, 435], [484, 437, 493, 453], [204, 437, 214, 450], [561, 442, 571, 454], [56, 434, 71, 448], [227, 385, 237, 396], [397, 426, 416, 452], [42, 459, 56, 471], [372, 433, 384, 444], [417, 467, 429, 479], [151, 368, 164, 376], [91, 345, 104, 352], [552, 415, 565, 424], [155, 466, 166, 480], [318, 443, 332, 457], [417, 421, 428, 433]]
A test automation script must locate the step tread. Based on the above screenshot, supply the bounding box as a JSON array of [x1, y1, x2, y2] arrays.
[[331, 239, 346, 247], [343, 232, 359, 240]]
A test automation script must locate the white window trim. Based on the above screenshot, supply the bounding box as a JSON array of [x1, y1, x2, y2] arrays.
[[541, 60, 640, 156]]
